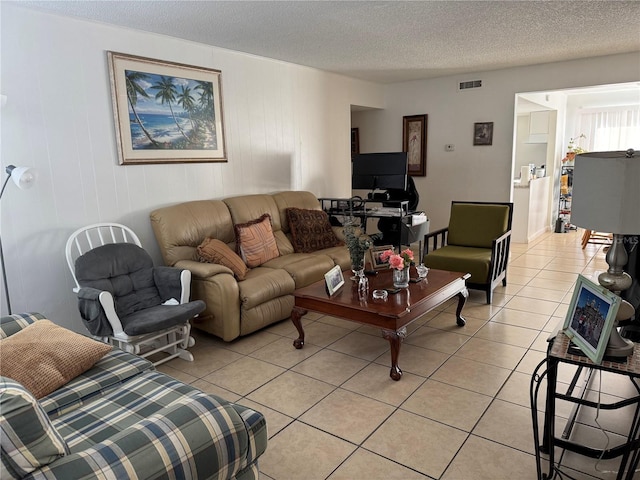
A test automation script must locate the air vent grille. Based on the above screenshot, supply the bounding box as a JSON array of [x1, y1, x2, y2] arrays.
[[459, 80, 482, 90]]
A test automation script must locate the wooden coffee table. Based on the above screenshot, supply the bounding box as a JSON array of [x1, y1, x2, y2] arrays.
[[291, 268, 470, 380]]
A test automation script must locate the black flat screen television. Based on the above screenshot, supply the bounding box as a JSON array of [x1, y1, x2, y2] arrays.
[[352, 152, 408, 191]]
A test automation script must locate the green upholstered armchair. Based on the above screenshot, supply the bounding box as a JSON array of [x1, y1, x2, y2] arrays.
[[423, 201, 513, 304]]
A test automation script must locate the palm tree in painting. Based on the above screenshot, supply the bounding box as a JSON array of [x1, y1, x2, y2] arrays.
[[125, 70, 160, 147], [151, 76, 190, 141], [176, 85, 197, 131], [195, 81, 213, 109]]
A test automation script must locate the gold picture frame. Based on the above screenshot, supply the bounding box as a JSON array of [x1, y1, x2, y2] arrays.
[[108, 51, 227, 165], [369, 245, 394, 270]]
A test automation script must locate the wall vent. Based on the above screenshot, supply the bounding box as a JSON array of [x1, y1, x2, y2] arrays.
[[459, 80, 482, 90]]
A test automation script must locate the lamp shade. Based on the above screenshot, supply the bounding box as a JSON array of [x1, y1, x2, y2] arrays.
[[571, 151, 640, 235], [7, 165, 36, 190]]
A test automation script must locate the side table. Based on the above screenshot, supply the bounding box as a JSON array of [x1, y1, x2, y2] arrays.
[[531, 331, 640, 480]]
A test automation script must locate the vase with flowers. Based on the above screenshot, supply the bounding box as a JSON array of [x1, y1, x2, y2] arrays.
[[380, 248, 414, 288]]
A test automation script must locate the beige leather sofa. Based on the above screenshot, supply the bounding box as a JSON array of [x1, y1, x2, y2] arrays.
[[150, 191, 351, 341]]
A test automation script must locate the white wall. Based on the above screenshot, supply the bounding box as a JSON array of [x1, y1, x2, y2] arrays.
[[0, 5, 384, 330], [352, 53, 640, 231]]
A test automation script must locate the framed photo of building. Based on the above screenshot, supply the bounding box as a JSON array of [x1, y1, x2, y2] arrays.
[[562, 274, 621, 364], [403, 114, 427, 176], [473, 122, 493, 146], [108, 51, 226, 165]]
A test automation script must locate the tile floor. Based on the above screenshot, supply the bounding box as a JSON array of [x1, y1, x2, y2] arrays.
[[158, 229, 639, 480]]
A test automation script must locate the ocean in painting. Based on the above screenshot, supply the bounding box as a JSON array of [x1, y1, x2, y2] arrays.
[[129, 113, 216, 150]]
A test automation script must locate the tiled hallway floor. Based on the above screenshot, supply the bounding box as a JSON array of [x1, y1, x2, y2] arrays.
[[159, 230, 639, 479]]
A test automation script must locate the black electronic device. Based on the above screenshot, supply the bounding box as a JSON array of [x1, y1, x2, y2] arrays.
[[352, 152, 408, 191]]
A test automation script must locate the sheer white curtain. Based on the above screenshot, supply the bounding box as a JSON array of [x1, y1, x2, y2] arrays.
[[576, 107, 640, 151]]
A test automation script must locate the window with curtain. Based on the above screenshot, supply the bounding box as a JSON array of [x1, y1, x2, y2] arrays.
[[576, 106, 640, 151]]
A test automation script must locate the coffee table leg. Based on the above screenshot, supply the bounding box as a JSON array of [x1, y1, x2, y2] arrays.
[[291, 306, 307, 349], [456, 288, 468, 326], [382, 327, 407, 381]]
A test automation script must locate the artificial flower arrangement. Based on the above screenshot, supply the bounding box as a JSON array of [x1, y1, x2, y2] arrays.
[[380, 248, 414, 270]]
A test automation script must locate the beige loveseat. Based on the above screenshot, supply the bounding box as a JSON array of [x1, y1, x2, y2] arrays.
[[150, 191, 351, 341]]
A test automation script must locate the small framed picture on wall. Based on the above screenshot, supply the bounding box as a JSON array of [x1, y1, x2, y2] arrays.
[[473, 122, 493, 146]]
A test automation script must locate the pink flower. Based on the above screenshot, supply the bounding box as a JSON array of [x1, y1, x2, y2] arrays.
[[379, 249, 394, 262], [388, 254, 404, 270], [400, 248, 414, 262]]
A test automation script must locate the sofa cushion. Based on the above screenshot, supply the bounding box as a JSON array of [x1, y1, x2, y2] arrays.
[[0, 312, 45, 339], [0, 377, 68, 479], [424, 245, 492, 284], [262, 253, 336, 289], [197, 237, 248, 280], [447, 203, 510, 248], [235, 214, 280, 268], [286, 207, 343, 253], [0, 320, 112, 399]]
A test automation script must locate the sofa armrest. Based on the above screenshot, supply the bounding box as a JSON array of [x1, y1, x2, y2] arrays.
[[424, 227, 449, 255], [174, 259, 235, 279], [0, 313, 47, 338], [26, 394, 261, 480]]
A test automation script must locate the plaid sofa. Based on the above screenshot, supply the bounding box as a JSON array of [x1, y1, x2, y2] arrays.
[[0, 313, 267, 480]]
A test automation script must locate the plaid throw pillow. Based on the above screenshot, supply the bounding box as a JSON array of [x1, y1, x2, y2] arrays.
[[0, 377, 68, 479], [286, 207, 343, 253], [234, 214, 280, 268]]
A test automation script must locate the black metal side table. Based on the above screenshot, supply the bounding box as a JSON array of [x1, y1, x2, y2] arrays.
[[531, 331, 640, 480]]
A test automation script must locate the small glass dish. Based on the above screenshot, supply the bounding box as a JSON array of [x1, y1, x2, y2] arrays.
[[372, 289, 388, 301]]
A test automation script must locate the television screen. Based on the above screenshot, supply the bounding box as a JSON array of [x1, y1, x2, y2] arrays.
[[352, 152, 408, 191]]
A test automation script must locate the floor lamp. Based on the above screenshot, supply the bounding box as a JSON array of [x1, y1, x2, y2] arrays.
[[0, 165, 36, 314], [570, 149, 640, 358]]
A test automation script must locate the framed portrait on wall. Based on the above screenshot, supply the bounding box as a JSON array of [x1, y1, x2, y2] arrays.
[[473, 122, 493, 146], [108, 51, 227, 164], [351, 128, 360, 158], [403, 114, 427, 176]]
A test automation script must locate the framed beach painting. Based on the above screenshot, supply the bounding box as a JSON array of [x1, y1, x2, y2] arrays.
[[562, 274, 621, 364], [108, 51, 227, 165]]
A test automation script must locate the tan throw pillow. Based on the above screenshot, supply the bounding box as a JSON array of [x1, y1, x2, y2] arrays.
[[234, 213, 280, 268], [286, 207, 344, 253], [0, 320, 112, 399], [197, 237, 249, 280]]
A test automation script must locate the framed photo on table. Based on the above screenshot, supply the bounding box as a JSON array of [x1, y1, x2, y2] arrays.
[[108, 51, 227, 165], [562, 274, 621, 364], [369, 245, 394, 270], [324, 265, 345, 296], [403, 114, 427, 176]]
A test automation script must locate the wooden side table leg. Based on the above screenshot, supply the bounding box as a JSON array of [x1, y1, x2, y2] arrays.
[[291, 306, 307, 349], [382, 327, 407, 381], [456, 288, 468, 326]]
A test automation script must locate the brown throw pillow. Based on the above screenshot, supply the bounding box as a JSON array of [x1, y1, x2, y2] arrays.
[[286, 207, 344, 253], [0, 320, 112, 399], [197, 237, 249, 280], [234, 213, 280, 268]]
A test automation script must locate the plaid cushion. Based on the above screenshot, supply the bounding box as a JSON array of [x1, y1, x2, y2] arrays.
[[40, 349, 153, 419], [0, 378, 68, 479], [26, 372, 266, 480], [0, 313, 45, 339]]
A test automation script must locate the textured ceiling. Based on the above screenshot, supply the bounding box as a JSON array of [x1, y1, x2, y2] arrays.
[[12, 0, 640, 84]]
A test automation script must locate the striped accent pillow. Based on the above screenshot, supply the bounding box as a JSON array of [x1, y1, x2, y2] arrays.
[[235, 214, 280, 268], [0, 377, 68, 479], [197, 237, 249, 280]]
